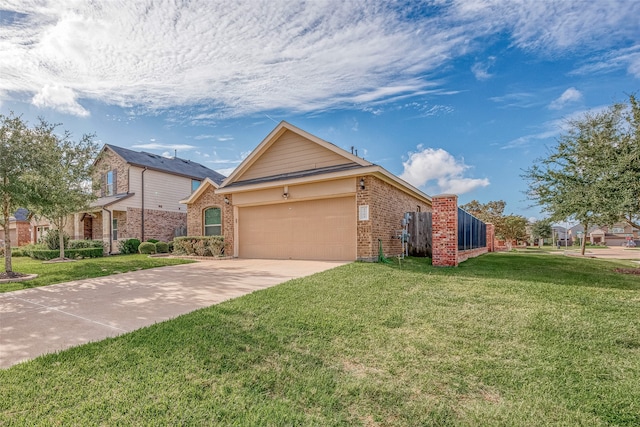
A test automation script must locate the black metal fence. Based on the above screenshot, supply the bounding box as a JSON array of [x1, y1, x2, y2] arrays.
[[458, 208, 486, 250]]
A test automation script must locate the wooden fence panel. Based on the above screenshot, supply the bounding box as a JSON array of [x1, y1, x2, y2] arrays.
[[407, 212, 432, 257]]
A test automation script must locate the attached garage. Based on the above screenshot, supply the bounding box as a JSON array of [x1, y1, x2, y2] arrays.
[[238, 196, 356, 260]]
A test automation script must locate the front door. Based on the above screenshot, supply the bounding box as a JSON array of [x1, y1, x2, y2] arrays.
[[83, 216, 93, 240]]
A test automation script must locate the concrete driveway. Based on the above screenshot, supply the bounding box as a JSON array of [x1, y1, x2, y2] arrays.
[[0, 259, 347, 369]]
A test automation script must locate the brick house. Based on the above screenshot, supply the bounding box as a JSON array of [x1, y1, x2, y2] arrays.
[[0, 209, 32, 247], [181, 121, 432, 261], [65, 145, 225, 254]]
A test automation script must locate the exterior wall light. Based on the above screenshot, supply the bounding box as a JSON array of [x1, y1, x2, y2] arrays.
[[224, 196, 230, 205], [359, 178, 365, 190]]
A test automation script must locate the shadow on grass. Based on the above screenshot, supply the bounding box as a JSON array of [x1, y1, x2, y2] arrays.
[[383, 252, 640, 291]]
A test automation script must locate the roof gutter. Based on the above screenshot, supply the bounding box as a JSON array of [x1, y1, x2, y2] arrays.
[[141, 167, 147, 241]]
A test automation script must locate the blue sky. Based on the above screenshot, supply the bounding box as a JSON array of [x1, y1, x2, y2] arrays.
[[1, 1, 639, 220]]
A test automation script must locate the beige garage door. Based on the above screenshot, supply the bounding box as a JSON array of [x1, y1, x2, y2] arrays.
[[238, 196, 356, 260]]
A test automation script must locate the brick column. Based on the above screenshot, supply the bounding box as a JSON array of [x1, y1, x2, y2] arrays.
[[486, 223, 495, 252], [432, 194, 458, 267]]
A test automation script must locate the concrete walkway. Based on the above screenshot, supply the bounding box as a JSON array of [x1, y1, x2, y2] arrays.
[[0, 259, 347, 369]]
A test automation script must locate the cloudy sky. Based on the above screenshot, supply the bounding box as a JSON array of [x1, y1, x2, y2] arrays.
[[1, 0, 639, 218]]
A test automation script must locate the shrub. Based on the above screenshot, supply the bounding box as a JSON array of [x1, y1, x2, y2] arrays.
[[138, 242, 157, 254], [155, 241, 169, 253], [118, 238, 141, 255], [42, 229, 69, 250], [69, 240, 104, 249], [28, 247, 104, 260], [146, 239, 159, 244], [173, 236, 224, 257], [11, 248, 26, 257]]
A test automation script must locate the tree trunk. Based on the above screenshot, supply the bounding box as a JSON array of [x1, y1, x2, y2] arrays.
[[580, 222, 588, 256], [2, 192, 12, 273], [56, 217, 66, 260]]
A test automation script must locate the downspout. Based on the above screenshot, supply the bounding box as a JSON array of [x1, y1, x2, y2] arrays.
[[141, 167, 147, 241], [103, 207, 112, 254]]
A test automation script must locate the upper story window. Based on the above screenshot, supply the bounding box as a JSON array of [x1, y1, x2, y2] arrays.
[[192, 179, 201, 193], [611, 227, 625, 234], [106, 170, 114, 196]]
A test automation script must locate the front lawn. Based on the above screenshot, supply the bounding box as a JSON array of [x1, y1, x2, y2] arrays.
[[1, 253, 639, 425], [0, 254, 195, 293]]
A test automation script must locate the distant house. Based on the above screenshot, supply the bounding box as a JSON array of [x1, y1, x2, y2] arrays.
[[570, 223, 639, 246], [181, 121, 432, 261], [58, 145, 225, 254], [0, 209, 32, 247]]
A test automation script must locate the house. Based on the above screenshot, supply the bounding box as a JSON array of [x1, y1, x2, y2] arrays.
[[0, 209, 32, 247], [181, 121, 432, 261], [570, 223, 639, 246], [61, 145, 225, 254]]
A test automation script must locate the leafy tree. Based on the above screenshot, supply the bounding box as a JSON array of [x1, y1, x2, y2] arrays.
[[0, 114, 41, 275], [460, 199, 506, 228], [523, 102, 626, 255], [499, 215, 528, 249], [530, 219, 553, 245], [28, 122, 98, 260]]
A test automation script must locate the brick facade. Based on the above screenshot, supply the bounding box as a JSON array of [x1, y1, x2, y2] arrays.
[[94, 149, 129, 195], [126, 207, 187, 243], [431, 195, 490, 267], [186, 188, 234, 254], [356, 175, 430, 261]]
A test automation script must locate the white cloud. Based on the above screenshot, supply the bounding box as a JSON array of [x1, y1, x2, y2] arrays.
[[132, 143, 196, 151], [0, 1, 636, 117], [31, 84, 89, 117], [549, 87, 582, 110], [471, 56, 496, 81], [399, 147, 489, 195]]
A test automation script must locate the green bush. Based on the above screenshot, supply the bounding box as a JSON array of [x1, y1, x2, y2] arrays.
[[11, 248, 26, 257], [155, 241, 169, 253], [118, 238, 141, 255], [69, 240, 104, 249], [28, 247, 104, 260], [146, 239, 160, 244], [42, 229, 69, 250], [138, 242, 157, 254], [173, 236, 224, 257]]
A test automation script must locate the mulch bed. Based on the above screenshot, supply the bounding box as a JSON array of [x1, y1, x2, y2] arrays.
[[615, 268, 640, 275]]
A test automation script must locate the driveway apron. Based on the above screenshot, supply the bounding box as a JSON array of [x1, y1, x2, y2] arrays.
[[0, 259, 347, 369]]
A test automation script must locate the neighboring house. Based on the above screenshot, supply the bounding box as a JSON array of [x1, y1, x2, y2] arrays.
[[0, 208, 32, 247], [181, 121, 432, 261], [59, 144, 225, 254], [571, 223, 639, 246]]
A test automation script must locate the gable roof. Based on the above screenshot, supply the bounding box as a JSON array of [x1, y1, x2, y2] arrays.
[[180, 177, 220, 204], [102, 144, 226, 184], [220, 121, 371, 188]]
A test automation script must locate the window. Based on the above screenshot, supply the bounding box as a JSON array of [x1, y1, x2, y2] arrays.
[[611, 227, 625, 234], [112, 219, 118, 241], [106, 170, 114, 196], [191, 179, 201, 192], [204, 207, 222, 236]]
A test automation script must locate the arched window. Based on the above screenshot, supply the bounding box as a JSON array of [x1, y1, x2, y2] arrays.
[[204, 207, 222, 236]]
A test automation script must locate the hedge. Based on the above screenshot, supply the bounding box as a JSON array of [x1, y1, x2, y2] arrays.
[[173, 236, 224, 257], [69, 239, 104, 249], [28, 247, 104, 260], [138, 242, 157, 254], [155, 241, 169, 253]]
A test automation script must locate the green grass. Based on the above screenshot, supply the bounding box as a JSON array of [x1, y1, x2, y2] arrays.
[[0, 254, 195, 293], [1, 253, 639, 425]]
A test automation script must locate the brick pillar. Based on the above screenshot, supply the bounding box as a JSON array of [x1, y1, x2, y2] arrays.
[[432, 194, 458, 267], [486, 223, 495, 252]]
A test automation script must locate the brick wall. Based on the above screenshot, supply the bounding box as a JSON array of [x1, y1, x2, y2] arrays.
[[431, 195, 490, 267], [94, 149, 129, 195], [432, 195, 459, 266], [126, 207, 187, 243], [357, 175, 431, 261], [186, 188, 234, 254]]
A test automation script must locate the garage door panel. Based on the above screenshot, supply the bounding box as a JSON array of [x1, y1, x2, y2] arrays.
[[239, 196, 356, 260]]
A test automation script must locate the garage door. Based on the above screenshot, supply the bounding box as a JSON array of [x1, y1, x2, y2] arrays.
[[238, 196, 356, 260]]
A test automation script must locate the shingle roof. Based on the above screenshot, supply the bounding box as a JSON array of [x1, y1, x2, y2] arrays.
[[225, 163, 367, 188], [105, 144, 226, 184]]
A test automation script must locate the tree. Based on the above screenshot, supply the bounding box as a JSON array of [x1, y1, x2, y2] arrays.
[[0, 114, 41, 275], [530, 219, 552, 245], [460, 199, 506, 230], [523, 102, 626, 255], [28, 122, 99, 260], [499, 215, 528, 249]]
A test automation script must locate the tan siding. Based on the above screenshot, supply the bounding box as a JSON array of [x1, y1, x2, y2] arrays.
[[238, 196, 356, 261], [232, 178, 356, 207], [139, 169, 190, 213], [239, 130, 355, 181]]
